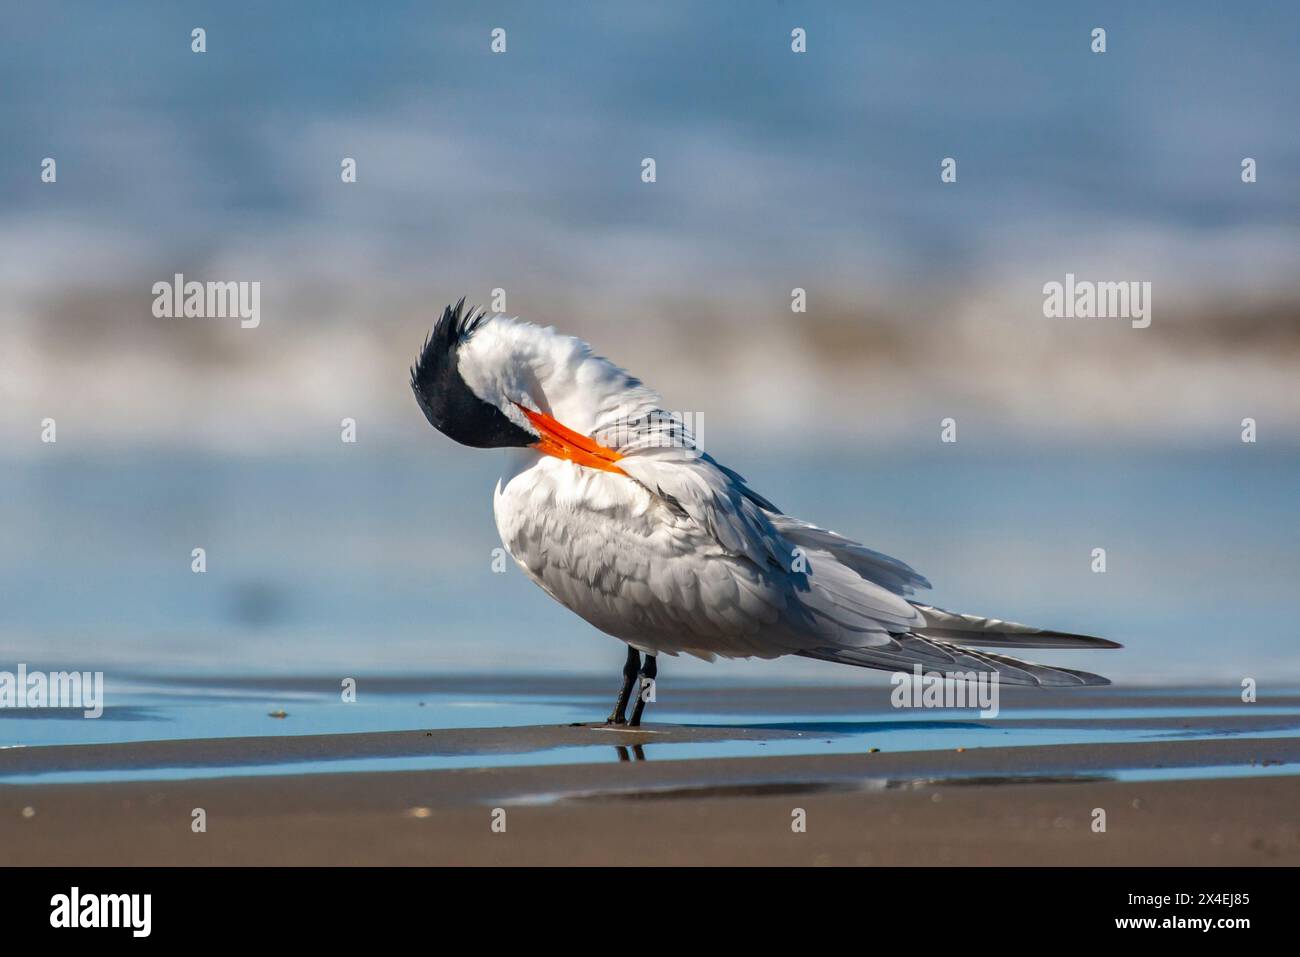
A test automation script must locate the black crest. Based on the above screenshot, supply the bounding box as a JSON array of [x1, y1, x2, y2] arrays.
[[410, 298, 536, 449]]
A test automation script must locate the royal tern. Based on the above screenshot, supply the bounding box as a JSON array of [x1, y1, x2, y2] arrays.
[[412, 300, 1120, 726]]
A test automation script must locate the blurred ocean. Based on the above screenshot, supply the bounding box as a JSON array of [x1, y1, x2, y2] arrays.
[[3, 1, 1299, 451], [5, 442, 1297, 684]]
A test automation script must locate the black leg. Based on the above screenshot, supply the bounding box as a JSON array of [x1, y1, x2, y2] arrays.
[[605, 645, 640, 725], [628, 654, 658, 727]]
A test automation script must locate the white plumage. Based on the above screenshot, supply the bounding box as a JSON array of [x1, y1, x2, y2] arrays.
[[412, 302, 1119, 721]]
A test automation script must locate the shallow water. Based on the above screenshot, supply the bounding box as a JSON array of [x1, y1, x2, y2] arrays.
[[1, 677, 1295, 786]]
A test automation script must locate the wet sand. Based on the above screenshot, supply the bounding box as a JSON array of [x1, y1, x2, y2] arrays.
[[3, 716, 1298, 865]]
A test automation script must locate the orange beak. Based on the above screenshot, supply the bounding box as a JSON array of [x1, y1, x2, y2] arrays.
[[514, 402, 626, 475]]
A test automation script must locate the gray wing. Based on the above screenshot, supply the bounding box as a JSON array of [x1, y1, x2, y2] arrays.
[[574, 411, 1119, 682]]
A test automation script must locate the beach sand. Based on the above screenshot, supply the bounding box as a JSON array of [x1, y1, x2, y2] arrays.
[[3, 698, 1298, 865]]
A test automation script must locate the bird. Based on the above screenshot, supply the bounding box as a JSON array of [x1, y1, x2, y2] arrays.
[[411, 299, 1120, 726]]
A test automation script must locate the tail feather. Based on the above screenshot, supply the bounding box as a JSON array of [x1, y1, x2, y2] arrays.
[[910, 603, 1122, 650], [798, 634, 1112, 687], [762, 517, 1119, 685]]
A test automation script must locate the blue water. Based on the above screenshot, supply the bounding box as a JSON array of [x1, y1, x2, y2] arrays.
[[4, 447, 1299, 685], [1, 678, 1296, 785], [3, 446, 1298, 787]]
